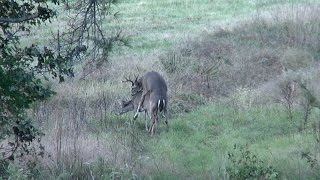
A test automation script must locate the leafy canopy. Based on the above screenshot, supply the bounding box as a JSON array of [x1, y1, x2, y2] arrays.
[[0, 0, 73, 160]]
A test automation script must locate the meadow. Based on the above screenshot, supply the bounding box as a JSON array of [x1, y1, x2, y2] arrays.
[[5, 0, 320, 179]]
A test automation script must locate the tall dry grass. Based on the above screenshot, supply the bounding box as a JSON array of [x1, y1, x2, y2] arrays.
[[159, 3, 320, 108]]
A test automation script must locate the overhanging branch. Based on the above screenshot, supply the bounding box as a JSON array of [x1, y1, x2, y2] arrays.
[[0, 12, 39, 23]]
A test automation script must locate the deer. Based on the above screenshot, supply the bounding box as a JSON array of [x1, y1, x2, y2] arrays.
[[122, 71, 168, 135], [116, 90, 151, 131]]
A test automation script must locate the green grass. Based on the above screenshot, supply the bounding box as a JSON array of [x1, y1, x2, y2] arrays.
[[139, 103, 320, 179], [111, 0, 316, 55]]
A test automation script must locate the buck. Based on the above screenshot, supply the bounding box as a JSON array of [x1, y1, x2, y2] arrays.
[[121, 71, 168, 135]]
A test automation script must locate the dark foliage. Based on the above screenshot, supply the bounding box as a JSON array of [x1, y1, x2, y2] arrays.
[[0, 0, 73, 163]]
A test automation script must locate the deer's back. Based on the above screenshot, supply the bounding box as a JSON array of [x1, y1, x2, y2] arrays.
[[143, 71, 167, 94]]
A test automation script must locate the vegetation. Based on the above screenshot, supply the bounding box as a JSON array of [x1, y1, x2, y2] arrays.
[[0, 0, 73, 165], [0, 0, 123, 178], [227, 145, 280, 179], [1, 0, 320, 179]]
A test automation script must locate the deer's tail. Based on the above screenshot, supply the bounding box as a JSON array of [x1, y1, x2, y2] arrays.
[[157, 99, 166, 112]]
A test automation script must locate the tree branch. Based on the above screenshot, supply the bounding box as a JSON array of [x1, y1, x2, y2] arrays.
[[0, 12, 39, 23]]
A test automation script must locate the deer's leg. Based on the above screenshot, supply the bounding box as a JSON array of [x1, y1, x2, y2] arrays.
[[149, 117, 155, 135], [149, 113, 154, 134], [159, 99, 169, 130], [134, 90, 149, 120], [149, 109, 158, 135], [153, 114, 158, 135], [160, 99, 169, 128], [164, 107, 169, 130], [144, 110, 150, 132], [148, 106, 154, 133]]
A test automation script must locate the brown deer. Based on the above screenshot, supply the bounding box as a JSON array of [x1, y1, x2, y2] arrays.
[[116, 90, 151, 131], [123, 71, 168, 135]]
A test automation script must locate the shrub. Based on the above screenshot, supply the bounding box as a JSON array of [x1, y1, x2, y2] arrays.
[[0, 161, 32, 180], [227, 145, 280, 180]]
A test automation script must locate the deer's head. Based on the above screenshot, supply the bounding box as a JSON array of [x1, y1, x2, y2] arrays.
[[123, 75, 143, 96]]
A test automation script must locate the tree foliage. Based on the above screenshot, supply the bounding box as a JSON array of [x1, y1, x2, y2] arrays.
[[0, 0, 125, 163], [0, 0, 73, 161]]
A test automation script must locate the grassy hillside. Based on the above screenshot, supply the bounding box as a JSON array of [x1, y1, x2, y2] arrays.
[[145, 104, 319, 179], [4, 0, 320, 179]]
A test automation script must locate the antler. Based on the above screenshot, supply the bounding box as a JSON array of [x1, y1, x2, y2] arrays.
[[122, 76, 134, 86], [134, 74, 139, 83]]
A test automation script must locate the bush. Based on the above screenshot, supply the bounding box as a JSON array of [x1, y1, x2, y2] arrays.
[[227, 145, 280, 180], [0, 161, 32, 180]]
